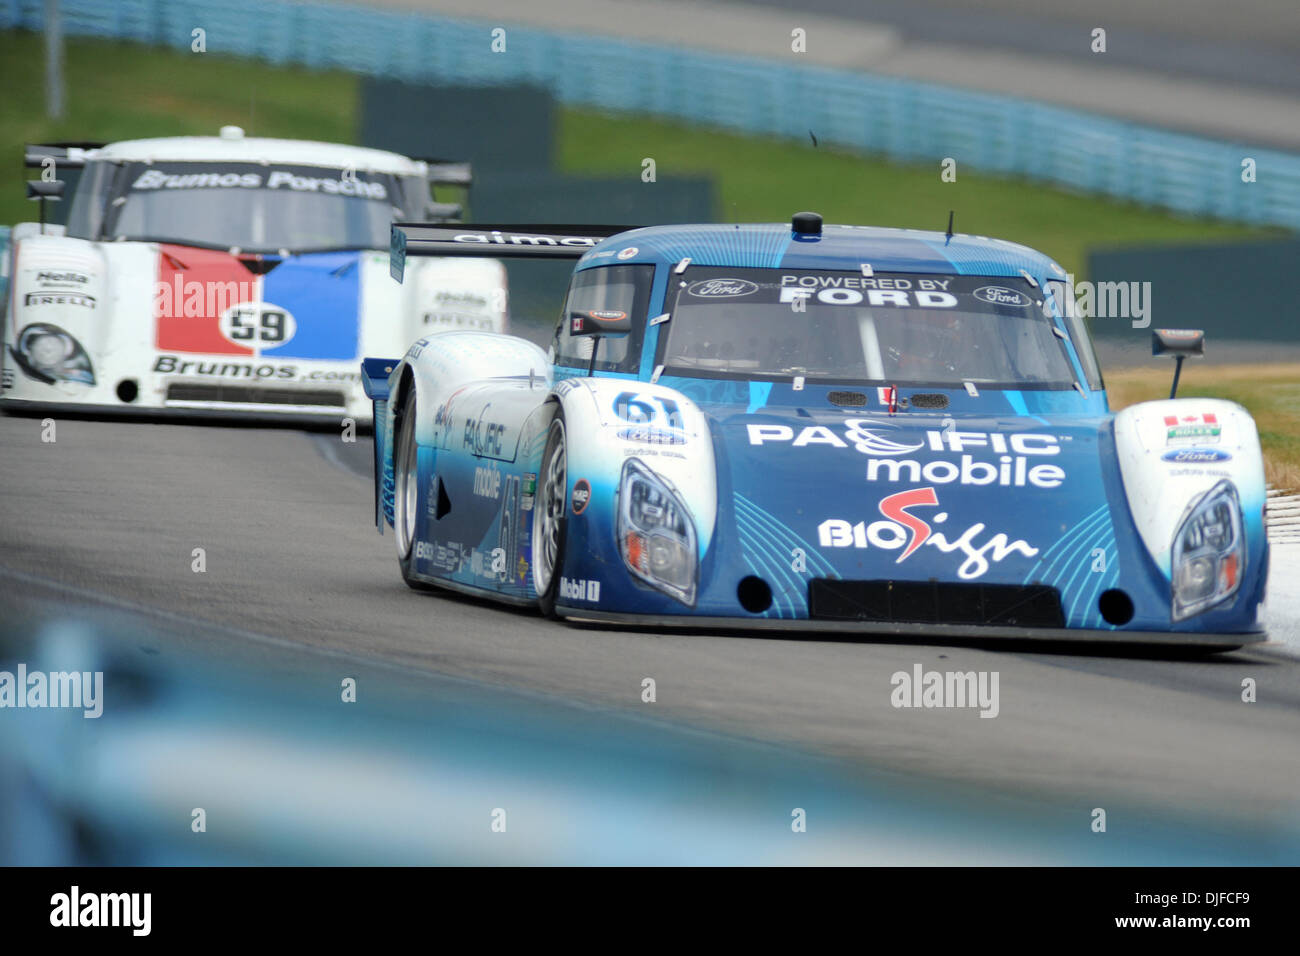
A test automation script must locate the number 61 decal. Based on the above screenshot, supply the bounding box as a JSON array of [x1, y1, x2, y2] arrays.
[[613, 391, 684, 429]]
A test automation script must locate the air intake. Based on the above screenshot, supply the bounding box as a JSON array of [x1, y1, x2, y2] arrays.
[[166, 384, 346, 407], [809, 580, 1065, 628], [909, 393, 949, 409], [828, 390, 867, 407]]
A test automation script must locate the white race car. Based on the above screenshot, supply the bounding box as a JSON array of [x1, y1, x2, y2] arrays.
[[2, 127, 507, 423]]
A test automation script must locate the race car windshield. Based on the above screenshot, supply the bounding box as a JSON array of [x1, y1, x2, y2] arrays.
[[97, 162, 408, 253], [552, 264, 653, 374], [661, 268, 1078, 389]]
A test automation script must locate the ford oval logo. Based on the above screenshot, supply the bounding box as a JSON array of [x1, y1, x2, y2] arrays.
[[973, 285, 1030, 307], [1162, 448, 1232, 463], [686, 278, 759, 298]]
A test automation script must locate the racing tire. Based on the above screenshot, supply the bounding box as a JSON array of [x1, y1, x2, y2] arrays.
[[393, 385, 433, 592], [532, 407, 569, 618]]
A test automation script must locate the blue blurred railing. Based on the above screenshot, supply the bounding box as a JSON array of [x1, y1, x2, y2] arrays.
[[4, 0, 1298, 230]]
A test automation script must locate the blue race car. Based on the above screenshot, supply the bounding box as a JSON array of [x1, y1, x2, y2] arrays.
[[362, 214, 1268, 650]]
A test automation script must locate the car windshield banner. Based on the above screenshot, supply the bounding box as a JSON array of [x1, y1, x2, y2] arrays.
[[122, 162, 393, 200], [662, 267, 1077, 389], [104, 163, 403, 253]]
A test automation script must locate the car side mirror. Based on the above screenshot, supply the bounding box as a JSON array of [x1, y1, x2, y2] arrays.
[[425, 201, 463, 222], [1152, 328, 1204, 399], [570, 310, 631, 337], [570, 310, 631, 376], [26, 179, 64, 235]]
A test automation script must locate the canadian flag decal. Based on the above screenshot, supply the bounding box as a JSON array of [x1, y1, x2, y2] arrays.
[[1164, 412, 1218, 427]]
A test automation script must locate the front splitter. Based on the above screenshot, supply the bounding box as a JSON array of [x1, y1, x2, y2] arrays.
[[559, 608, 1265, 649]]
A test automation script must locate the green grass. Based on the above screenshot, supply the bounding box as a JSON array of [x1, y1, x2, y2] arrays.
[[1, 29, 1286, 277], [555, 112, 1284, 278], [1107, 364, 1300, 490], [0, 32, 356, 226]]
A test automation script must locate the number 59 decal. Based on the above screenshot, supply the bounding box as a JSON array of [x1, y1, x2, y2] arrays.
[[220, 303, 297, 352]]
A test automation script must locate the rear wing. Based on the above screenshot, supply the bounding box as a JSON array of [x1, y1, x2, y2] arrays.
[[389, 222, 636, 282], [418, 161, 474, 222], [24, 142, 104, 170], [423, 161, 473, 188]]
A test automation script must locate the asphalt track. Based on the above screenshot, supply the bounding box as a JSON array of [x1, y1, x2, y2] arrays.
[[1, 411, 1298, 832]]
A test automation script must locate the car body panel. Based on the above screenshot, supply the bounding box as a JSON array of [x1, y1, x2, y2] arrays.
[[364, 222, 1268, 646]]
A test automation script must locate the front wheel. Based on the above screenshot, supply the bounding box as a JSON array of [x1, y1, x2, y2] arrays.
[[393, 386, 431, 591], [532, 408, 569, 617]]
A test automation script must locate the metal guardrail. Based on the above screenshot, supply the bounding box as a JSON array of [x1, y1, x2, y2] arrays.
[[3, 0, 1298, 230], [1267, 489, 1300, 543]]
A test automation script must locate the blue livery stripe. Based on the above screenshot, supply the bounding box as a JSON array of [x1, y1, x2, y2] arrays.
[[261, 251, 361, 361]]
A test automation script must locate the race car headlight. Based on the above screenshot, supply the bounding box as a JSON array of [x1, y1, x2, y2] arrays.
[[1171, 480, 1244, 621], [10, 323, 95, 385], [617, 458, 698, 606]]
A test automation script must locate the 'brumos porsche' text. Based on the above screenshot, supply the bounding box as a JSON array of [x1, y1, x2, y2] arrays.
[[132, 169, 387, 199], [748, 420, 1067, 489]]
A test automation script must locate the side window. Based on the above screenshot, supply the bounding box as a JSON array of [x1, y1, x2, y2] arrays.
[[553, 264, 653, 373], [65, 159, 114, 240], [1046, 280, 1104, 390], [400, 174, 430, 219]]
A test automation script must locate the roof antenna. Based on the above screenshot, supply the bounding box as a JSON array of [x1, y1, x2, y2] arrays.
[[945, 210, 954, 244]]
